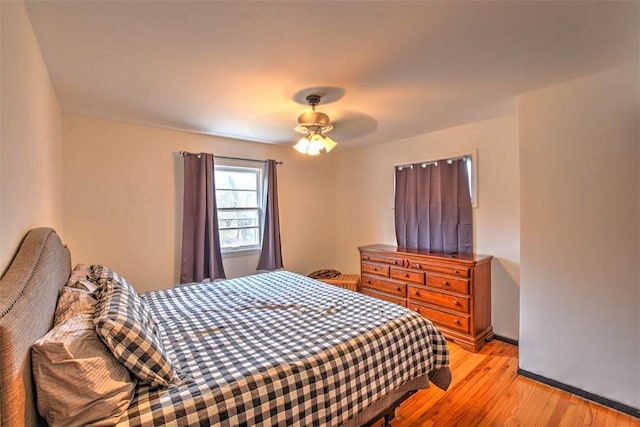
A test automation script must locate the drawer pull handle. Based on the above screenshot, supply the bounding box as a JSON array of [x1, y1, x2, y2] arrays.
[[367, 280, 371, 285], [443, 281, 450, 286], [415, 291, 420, 297], [396, 286, 401, 292], [454, 301, 460, 306], [394, 260, 399, 265], [455, 270, 460, 274], [454, 320, 461, 325], [416, 264, 421, 269], [404, 273, 410, 278]]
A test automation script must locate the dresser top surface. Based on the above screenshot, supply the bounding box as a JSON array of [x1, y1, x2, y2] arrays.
[[358, 244, 492, 263]]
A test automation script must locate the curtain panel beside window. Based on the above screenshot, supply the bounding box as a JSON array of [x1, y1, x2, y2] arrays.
[[257, 159, 284, 271], [395, 159, 473, 254], [180, 153, 226, 283]]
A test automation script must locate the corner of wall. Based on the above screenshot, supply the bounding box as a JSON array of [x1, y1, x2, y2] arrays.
[[0, 0, 64, 272]]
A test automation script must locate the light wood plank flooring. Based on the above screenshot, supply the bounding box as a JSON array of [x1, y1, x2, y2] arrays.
[[374, 340, 639, 426]]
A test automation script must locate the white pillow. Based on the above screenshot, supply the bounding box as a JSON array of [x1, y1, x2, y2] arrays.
[[66, 263, 90, 286], [65, 264, 99, 292], [53, 287, 95, 326], [31, 316, 136, 427]]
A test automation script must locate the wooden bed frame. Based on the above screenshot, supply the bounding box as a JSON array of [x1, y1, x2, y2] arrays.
[[0, 228, 434, 426]]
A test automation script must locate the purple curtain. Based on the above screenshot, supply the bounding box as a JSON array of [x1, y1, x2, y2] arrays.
[[257, 160, 284, 270], [395, 159, 472, 253], [180, 153, 226, 283]]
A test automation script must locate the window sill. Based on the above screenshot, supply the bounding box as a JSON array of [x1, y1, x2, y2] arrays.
[[222, 248, 261, 258]]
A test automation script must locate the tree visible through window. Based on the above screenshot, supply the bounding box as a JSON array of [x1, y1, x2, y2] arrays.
[[214, 164, 263, 251]]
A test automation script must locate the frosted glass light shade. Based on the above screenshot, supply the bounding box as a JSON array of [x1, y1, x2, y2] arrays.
[[322, 136, 337, 152], [293, 137, 310, 154], [293, 133, 337, 155]]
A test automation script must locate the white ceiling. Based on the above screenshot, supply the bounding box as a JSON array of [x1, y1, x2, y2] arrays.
[[25, 1, 639, 151]]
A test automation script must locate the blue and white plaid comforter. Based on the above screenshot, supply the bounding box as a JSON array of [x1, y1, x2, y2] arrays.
[[118, 271, 450, 426]]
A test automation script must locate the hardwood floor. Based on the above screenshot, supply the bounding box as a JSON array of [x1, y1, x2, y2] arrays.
[[375, 340, 639, 426]]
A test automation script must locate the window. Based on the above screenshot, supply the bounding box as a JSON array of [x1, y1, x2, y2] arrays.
[[214, 161, 263, 253]]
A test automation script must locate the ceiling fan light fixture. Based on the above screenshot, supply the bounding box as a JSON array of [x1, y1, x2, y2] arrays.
[[293, 137, 310, 154], [322, 136, 337, 153], [293, 94, 337, 155], [308, 134, 325, 153]]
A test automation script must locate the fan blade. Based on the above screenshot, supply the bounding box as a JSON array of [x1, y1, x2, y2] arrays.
[[330, 111, 378, 141], [247, 108, 306, 144], [248, 108, 378, 146]]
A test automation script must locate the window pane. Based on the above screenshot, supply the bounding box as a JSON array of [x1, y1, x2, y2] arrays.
[[214, 163, 263, 252], [216, 190, 258, 208], [219, 227, 259, 248], [215, 170, 257, 190], [466, 156, 474, 204], [218, 209, 260, 229]]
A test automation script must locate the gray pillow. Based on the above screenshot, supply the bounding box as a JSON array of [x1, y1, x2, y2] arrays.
[[31, 316, 136, 427]]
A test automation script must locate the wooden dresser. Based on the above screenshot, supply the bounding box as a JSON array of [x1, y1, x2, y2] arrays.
[[359, 244, 493, 352]]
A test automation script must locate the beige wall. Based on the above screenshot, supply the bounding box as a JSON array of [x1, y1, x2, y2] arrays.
[[2, 0, 636, 410], [519, 63, 639, 409], [333, 114, 521, 340], [0, 1, 63, 272], [62, 115, 335, 292]]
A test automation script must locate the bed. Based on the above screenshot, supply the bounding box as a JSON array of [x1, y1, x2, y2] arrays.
[[0, 228, 451, 426]]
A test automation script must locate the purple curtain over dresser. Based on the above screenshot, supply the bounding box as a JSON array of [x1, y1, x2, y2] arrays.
[[395, 159, 472, 254], [257, 159, 284, 271], [180, 153, 226, 283]]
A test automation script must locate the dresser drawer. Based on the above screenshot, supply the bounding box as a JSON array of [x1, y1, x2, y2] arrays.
[[359, 245, 493, 352], [390, 268, 425, 284], [361, 275, 406, 297], [363, 289, 407, 307], [427, 275, 469, 294], [408, 286, 469, 314], [361, 262, 390, 277], [409, 303, 470, 333], [408, 260, 470, 278], [361, 253, 405, 267]]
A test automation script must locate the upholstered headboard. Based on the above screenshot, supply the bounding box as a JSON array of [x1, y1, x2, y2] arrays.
[[0, 228, 70, 426]]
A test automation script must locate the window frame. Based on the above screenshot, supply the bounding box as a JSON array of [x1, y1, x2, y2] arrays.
[[214, 160, 265, 255]]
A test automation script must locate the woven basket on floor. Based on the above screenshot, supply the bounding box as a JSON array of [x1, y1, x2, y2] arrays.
[[319, 274, 360, 292]]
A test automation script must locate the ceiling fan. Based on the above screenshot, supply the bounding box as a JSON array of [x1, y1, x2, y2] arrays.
[[246, 86, 377, 150], [293, 94, 337, 156]]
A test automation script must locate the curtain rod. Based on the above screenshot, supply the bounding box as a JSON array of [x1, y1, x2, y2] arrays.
[[395, 154, 470, 170], [179, 151, 283, 165]]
